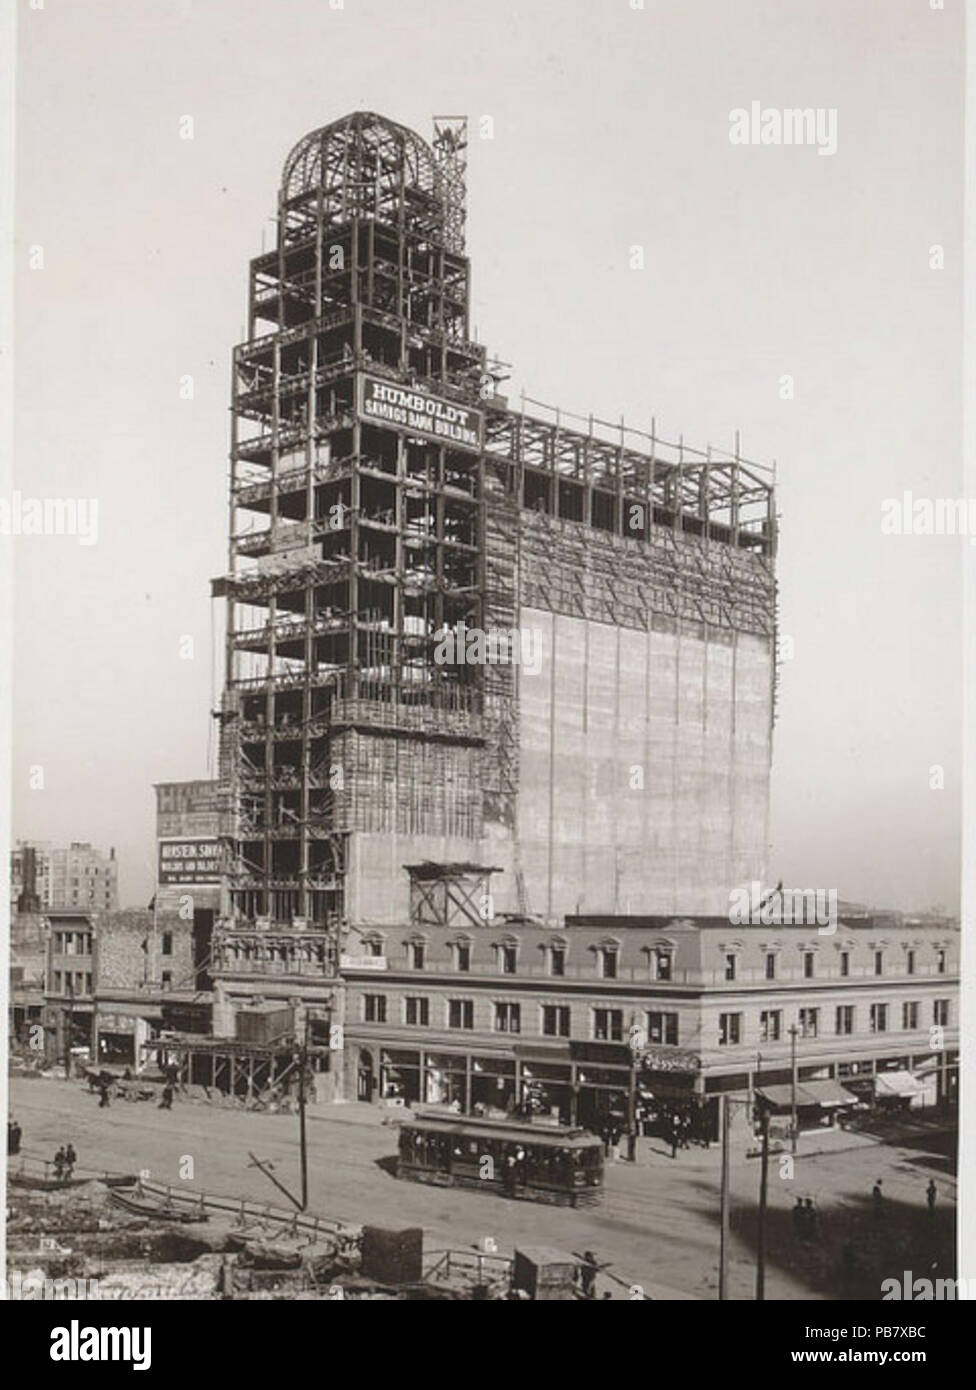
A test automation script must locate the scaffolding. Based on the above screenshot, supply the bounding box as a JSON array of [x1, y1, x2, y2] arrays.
[[214, 110, 778, 941]]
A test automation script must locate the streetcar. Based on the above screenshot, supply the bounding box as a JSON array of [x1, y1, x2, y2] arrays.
[[394, 1108, 604, 1207]]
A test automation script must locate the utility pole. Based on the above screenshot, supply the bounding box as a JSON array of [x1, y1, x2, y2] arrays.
[[627, 1011, 639, 1162], [789, 1025, 799, 1154], [718, 1095, 731, 1300], [298, 1013, 309, 1210], [756, 1107, 770, 1300], [64, 976, 74, 1079]]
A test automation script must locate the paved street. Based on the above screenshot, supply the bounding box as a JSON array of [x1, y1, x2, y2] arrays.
[[9, 1076, 957, 1300]]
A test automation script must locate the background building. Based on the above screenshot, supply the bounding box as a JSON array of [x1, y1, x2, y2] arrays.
[[8, 911, 46, 1044], [11, 839, 118, 914]]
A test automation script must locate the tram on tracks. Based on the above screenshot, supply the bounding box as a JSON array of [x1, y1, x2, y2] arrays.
[[395, 1108, 604, 1208]]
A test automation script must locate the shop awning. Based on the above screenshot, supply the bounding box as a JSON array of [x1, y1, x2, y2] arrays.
[[756, 1081, 857, 1110], [755, 1084, 798, 1109], [875, 1070, 925, 1098], [799, 1079, 858, 1108]]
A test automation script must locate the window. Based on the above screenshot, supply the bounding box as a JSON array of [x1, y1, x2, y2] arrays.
[[647, 1011, 679, 1045], [933, 999, 949, 1027], [724, 953, 737, 982], [500, 944, 518, 975], [405, 997, 429, 1027], [601, 947, 618, 980], [874, 951, 884, 976], [549, 945, 566, 978], [161, 971, 172, 989], [906, 949, 915, 976], [455, 943, 471, 973], [543, 1005, 571, 1037], [448, 999, 474, 1030], [85, 972, 92, 994], [367, 939, 384, 958], [764, 953, 776, 981], [869, 1003, 888, 1033], [936, 949, 946, 975], [364, 994, 387, 1023], [411, 941, 426, 970], [803, 952, 814, 979], [594, 1008, 623, 1042], [798, 1007, 819, 1039], [494, 1002, 521, 1034], [759, 1009, 781, 1043], [836, 1005, 855, 1036], [718, 1013, 742, 1046], [53, 970, 62, 993], [161, 932, 173, 957], [840, 951, 850, 978], [653, 950, 672, 982], [902, 1001, 918, 1031]]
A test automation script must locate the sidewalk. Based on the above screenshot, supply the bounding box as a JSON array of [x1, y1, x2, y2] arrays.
[[621, 1124, 882, 1172]]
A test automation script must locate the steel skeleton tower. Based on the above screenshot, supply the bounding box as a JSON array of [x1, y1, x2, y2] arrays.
[[214, 111, 778, 954]]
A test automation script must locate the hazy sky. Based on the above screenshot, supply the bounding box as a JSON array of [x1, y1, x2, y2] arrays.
[[11, 0, 963, 911]]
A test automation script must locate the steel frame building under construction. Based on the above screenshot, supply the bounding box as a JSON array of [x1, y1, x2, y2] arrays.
[[210, 112, 778, 1050]]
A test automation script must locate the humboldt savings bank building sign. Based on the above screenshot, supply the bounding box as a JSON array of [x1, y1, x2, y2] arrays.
[[359, 374, 484, 452]]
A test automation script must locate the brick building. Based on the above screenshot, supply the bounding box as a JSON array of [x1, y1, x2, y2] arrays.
[[8, 911, 47, 1044]]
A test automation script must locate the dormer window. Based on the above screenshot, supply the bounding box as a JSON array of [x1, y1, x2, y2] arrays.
[[495, 937, 520, 975], [600, 943, 619, 980], [653, 948, 673, 982], [548, 938, 567, 977]]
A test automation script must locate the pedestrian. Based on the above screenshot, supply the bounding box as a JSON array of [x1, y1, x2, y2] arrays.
[[53, 1146, 67, 1182], [679, 1113, 691, 1150], [872, 1179, 884, 1219], [10, 1120, 22, 1155], [926, 1180, 937, 1214], [514, 1144, 527, 1185], [804, 1197, 819, 1241], [159, 1084, 174, 1111], [64, 1143, 76, 1179], [504, 1150, 518, 1198], [792, 1197, 805, 1239], [580, 1250, 599, 1299], [670, 1113, 681, 1160], [98, 1080, 111, 1108]]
